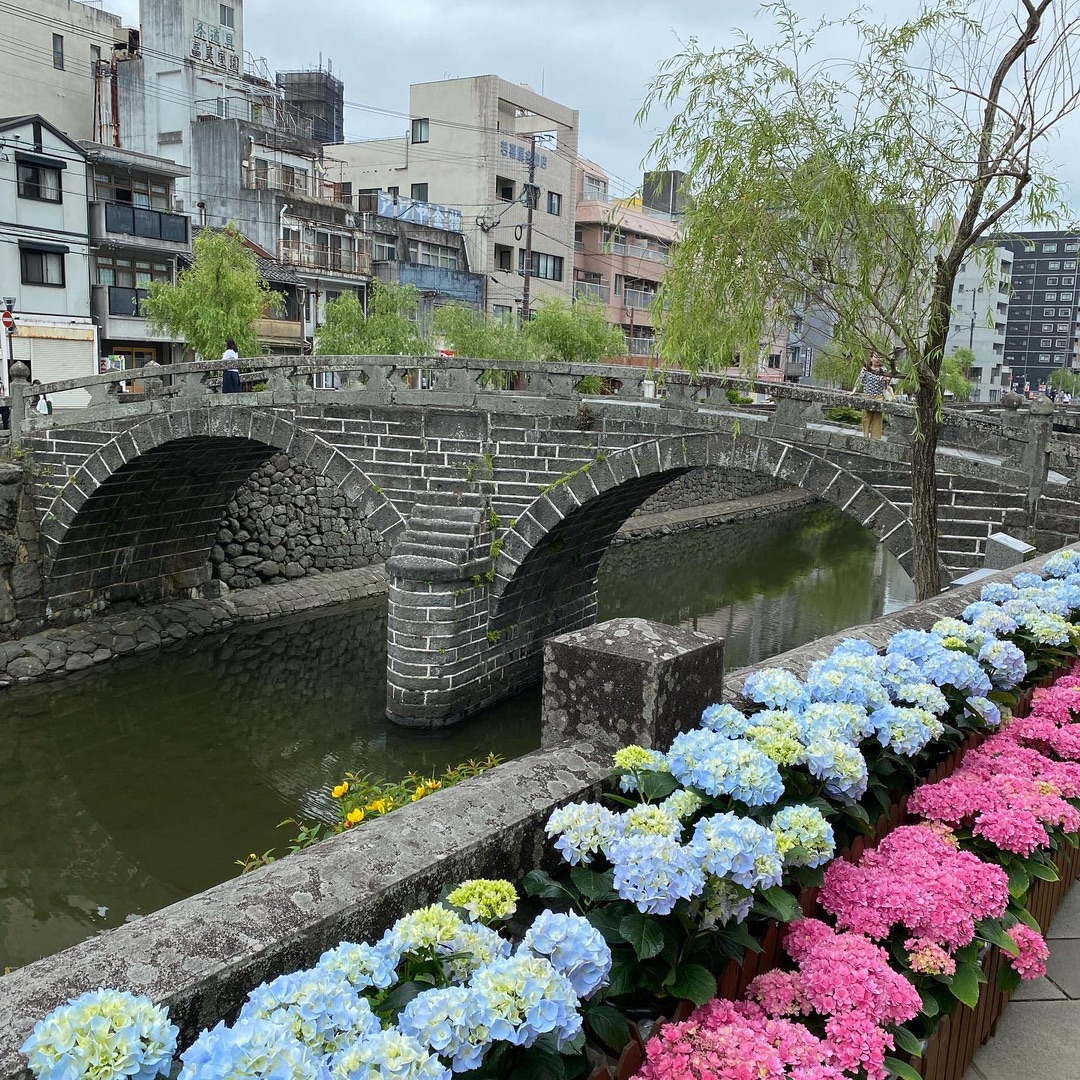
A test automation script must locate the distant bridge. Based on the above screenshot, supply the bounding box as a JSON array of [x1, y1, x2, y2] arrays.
[[4, 356, 1078, 724]]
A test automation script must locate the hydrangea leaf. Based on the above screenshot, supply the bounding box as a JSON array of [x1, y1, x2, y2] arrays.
[[948, 962, 981, 1009], [885, 1056, 925, 1080], [619, 914, 665, 961], [585, 1004, 630, 1052], [667, 963, 717, 1006]]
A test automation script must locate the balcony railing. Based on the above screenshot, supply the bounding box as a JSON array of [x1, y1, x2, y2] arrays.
[[625, 337, 657, 357], [278, 240, 373, 277], [251, 165, 350, 205], [101, 202, 189, 245], [602, 240, 671, 264], [574, 281, 610, 303], [357, 192, 463, 233], [623, 287, 661, 311], [573, 240, 584, 253], [195, 95, 314, 139]]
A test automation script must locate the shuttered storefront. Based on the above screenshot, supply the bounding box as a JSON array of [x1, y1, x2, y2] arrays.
[[11, 331, 96, 408]]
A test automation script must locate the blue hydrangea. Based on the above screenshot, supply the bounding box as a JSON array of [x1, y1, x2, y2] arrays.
[[519, 910, 612, 999], [690, 812, 784, 890], [396, 986, 494, 1073], [1013, 572, 1044, 589], [1042, 549, 1080, 578], [805, 661, 890, 710], [930, 617, 988, 650], [21, 989, 178, 1080], [890, 680, 949, 715], [886, 628, 946, 663], [180, 1018, 325, 1080], [741, 668, 809, 711], [330, 1029, 450, 1080], [978, 638, 1028, 689], [545, 802, 622, 866], [868, 705, 943, 756], [666, 729, 784, 806], [829, 638, 880, 657], [979, 582, 1020, 603], [1011, 605, 1074, 645], [238, 969, 379, 1060], [442, 923, 513, 984], [318, 941, 400, 992], [612, 746, 669, 793], [700, 702, 750, 737], [607, 833, 706, 914], [916, 645, 992, 695], [769, 804, 836, 868], [969, 606, 1020, 637], [799, 701, 873, 743], [467, 954, 582, 1050], [965, 696, 1003, 727], [1019, 584, 1071, 617], [803, 738, 869, 801]]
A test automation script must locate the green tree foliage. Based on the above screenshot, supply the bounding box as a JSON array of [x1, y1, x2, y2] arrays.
[[143, 226, 282, 360], [640, 1, 1080, 598], [525, 298, 626, 363], [1048, 368, 1080, 394], [433, 303, 532, 362], [315, 283, 428, 355], [812, 343, 865, 391], [938, 349, 977, 402]]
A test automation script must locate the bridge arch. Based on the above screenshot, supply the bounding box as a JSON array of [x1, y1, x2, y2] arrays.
[[488, 432, 927, 659], [37, 408, 405, 620]]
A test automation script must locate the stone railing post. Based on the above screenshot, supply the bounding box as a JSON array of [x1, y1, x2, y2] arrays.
[[7, 361, 30, 449], [1010, 398, 1054, 534], [540, 617, 725, 751], [140, 358, 165, 400]]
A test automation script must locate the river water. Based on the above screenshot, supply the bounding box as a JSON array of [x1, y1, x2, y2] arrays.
[[0, 504, 913, 971]]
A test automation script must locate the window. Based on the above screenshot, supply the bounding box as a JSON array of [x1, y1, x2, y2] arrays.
[[1064, 277, 1075, 285], [1044, 243, 1059, 252], [21, 247, 65, 286], [1048, 277, 1059, 285], [1041, 339, 1053, 347], [17, 162, 62, 202], [1040, 354, 1051, 362], [1066, 261, 1078, 270], [374, 236, 396, 261], [1056, 339, 1068, 347], [1044, 308, 1056, 316], [767, 353, 781, 369], [95, 169, 169, 210], [410, 182, 428, 202], [52, 33, 64, 70], [1046, 293, 1058, 301], [493, 304, 513, 323], [1058, 323, 1070, 332], [547, 191, 562, 215], [410, 118, 429, 143], [1049, 261, 1062, 270], [91, 44, 100, 74], [518, 249, 564, 281], [1066, 242, 1079, 252], [387, 185, 399, 198], [407, 240, 459, 270], [1060, 308, 1071, 316], [220, 4, 235, 27], [1043, 324, 1055, 331], [957, 283, 965, 291], [496, 176, 514, 202], [1055, 354, 1066, 362], [495, 244, 512, 271], [583, 174, 607, 201]]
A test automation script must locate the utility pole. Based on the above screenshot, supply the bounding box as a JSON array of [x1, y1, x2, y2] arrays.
[[520, 134, 537, 325]]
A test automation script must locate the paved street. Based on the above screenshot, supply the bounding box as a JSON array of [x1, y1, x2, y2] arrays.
[[963, 875, 1080, 1080]]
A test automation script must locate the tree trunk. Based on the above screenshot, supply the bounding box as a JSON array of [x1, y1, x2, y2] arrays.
[[910, 378, 942, 599]]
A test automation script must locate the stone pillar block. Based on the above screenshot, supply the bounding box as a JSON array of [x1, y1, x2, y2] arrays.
[[541, 617, 724, 751], [984, 531, 1037, 570]]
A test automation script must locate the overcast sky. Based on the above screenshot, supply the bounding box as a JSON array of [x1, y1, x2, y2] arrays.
[[109, 0, 1080, 212]]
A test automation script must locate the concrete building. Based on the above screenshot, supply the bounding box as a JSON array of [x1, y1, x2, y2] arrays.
[[998, 230, 1080, 392], [277, 66, 345, 145], [2, 0, 127, 143], [0, 115, 97, 407], [108, 0, 372, 349], [945, 246, 1013, 403], [82, 142, 192, 370], [573, 161, 677, 359], [328, 76, 579, 319]]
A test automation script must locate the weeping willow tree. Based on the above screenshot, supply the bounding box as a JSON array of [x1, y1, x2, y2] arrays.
[[641, 0, 1080, 599]]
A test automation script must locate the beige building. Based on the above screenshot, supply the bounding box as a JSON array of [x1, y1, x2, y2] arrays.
[[3, 0, 129, 142], [572, 161, 678, 359], [328, 76, 579, 318]]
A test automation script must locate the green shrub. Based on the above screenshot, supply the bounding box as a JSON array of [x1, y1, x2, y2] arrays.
[[825, 405, 864, 425], [726, 388, 753, 404]]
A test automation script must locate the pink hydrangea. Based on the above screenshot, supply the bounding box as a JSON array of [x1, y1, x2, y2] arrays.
[[1007, 924, 1050, 980], [905, 937, 956, 976], [823, 1014, 895, 1080], [972, 808, 1049, 855]]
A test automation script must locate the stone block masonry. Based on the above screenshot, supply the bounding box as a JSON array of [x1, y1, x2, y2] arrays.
[[211, 452, 386, 589]]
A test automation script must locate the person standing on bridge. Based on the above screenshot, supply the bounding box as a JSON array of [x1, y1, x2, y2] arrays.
[[221, 338, 241, 394], [851, 355, 892, 440]]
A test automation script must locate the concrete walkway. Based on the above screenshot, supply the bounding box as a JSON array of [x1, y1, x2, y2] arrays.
[[963, 872, 1080, 1080]]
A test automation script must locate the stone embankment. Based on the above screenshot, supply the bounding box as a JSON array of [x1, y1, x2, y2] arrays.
[[0, 566, 386, 689]]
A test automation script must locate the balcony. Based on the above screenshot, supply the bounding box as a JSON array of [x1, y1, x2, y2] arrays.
[[251, 164, 351, 205], [602, 240, 671, 264], [91, 283, 174, 342], [625, 337, 657, 357], [253, 316, 304, 346], [278, 239, 373, 278], [195, 95, 314, 140], [624, 287, 661, 311], [574, 281, 610, 303], [358, 191, 463, 233], [89, 201, 190, 253]]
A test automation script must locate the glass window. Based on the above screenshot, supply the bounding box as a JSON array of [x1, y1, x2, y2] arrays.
[[583, 174, 607, 201], [1044, 243, 1059, 252], [1055, 354, 1066, 362], [1049, 261, 1062, 270], [1056, 339, 1068, 347], [52, 33, 64, 70], [220, 4, 235, 27], [493, 304, 513, 323], [1066, 242, 1079, 251], [518, 248, 564, 281], [1044, 308, 1056, 316], [1047, 277, 1059, 285], [1060, 308, 1071, 316], [410, 182, 428, 202], [1058, 323, 1070, 332], [21, 248, 64, 286], [1063, 277, 1075, 285], [1043, 323, 1054, 331], [1045, 293, 1057, 301], [374, 236, 396, 261], [547, 191, 562, 216], [410, 118, 429, 144], [1041, 339, 1053, 346], [17, 163, 62, 202], [1040, 354, 1051, 362]]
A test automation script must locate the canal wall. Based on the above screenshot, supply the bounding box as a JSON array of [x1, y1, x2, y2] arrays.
[[629, 465, 783, 520], [211, 452, 387, 589], [0, 548, 1063, 1080], [0, 460, 45, 643]]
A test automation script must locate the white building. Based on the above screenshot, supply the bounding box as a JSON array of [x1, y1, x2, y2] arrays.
[[0, 115, 97, 407], [0, 0, 128, 143], [328, 76, 580, 319], [946, 246, 1013, 403]]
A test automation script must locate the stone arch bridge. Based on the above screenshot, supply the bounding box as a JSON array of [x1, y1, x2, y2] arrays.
[[6, 356, 1080, 725]]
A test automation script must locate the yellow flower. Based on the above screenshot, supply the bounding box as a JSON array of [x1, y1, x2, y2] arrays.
[[411, 785, 427, 801], [346, 808, 364, 825], [332, 782, 349, 799], [429, 780, 443, 790], [368, 798, 387, 814]]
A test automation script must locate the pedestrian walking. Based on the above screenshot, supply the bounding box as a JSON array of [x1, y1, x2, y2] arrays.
[[850, 355, 892, 440], [221, 338, 241, 394]]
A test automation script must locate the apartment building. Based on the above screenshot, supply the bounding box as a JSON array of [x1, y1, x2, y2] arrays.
[[998, 231, 1080, 392], [573, 162, 677, 359], [0, 115, 98, 406], [944, 246, 1012, 403], [1, 0, 127, 143], [329, 76, 579, 319], [108, 0, 372, 349]]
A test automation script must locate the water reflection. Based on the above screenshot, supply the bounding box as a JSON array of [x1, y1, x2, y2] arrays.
[[0, 504, 911, 970]]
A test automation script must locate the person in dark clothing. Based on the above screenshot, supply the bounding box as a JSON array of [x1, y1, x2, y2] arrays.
[[221, 337, 241, 394]]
